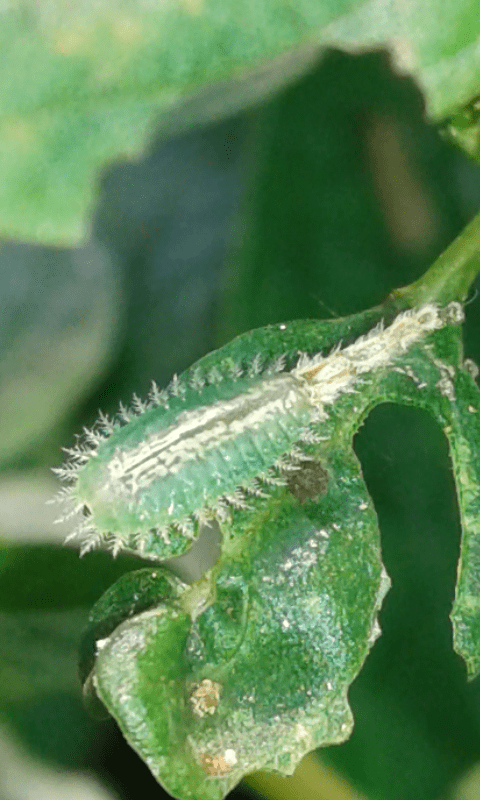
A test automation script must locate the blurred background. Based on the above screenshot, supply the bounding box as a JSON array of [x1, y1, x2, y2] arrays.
[[2, 48, 480, 800]]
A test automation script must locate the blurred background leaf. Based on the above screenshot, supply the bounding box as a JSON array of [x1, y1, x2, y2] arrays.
[[0, 241, 120, 468], [1, 1, 480, 243], [0, 723, 119, 800]]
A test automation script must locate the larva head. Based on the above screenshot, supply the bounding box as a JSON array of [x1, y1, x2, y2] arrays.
[[72, 420, 213, 559], [73, 449, 162, 553]]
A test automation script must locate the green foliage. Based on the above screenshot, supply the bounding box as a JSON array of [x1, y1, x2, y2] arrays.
[[3, 6, 480, 800], [2, 0, 480, 243], [0, 545, 144, 708], [81, 292, 480, 799]]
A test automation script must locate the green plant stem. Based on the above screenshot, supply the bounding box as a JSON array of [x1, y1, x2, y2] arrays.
[[390, 209, 480, 307]]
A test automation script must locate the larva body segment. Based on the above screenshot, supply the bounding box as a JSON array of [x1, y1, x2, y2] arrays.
[[71, 372, 315, 558], [56, 301, 464, 560]]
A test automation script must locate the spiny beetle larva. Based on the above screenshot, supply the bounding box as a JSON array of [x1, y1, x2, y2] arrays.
[[54, 302, 464, 560]]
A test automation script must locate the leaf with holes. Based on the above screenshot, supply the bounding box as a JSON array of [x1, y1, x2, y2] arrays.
[[64, 295, 480, 799]]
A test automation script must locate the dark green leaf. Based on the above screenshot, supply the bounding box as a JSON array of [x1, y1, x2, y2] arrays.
[[0, 544, 146, 708]]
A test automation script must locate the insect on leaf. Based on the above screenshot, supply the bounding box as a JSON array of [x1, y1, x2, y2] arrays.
[[56, 299, 480, 800]]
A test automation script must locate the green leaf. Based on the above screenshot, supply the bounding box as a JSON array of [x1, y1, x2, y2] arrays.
[[47, 182, 480, 797], [438, 368, 480, 678], [85, 305, 392, 798], [79, 566, 178, 686], [92, 444, 389, 799], [85, 294, 480, 799], [353, 319, 480, 679], [3, 0, 480, 243]]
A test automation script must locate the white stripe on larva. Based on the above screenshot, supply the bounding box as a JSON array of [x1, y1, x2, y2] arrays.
[[293, 302, 463, 406], [107, 376, 310, 491]]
